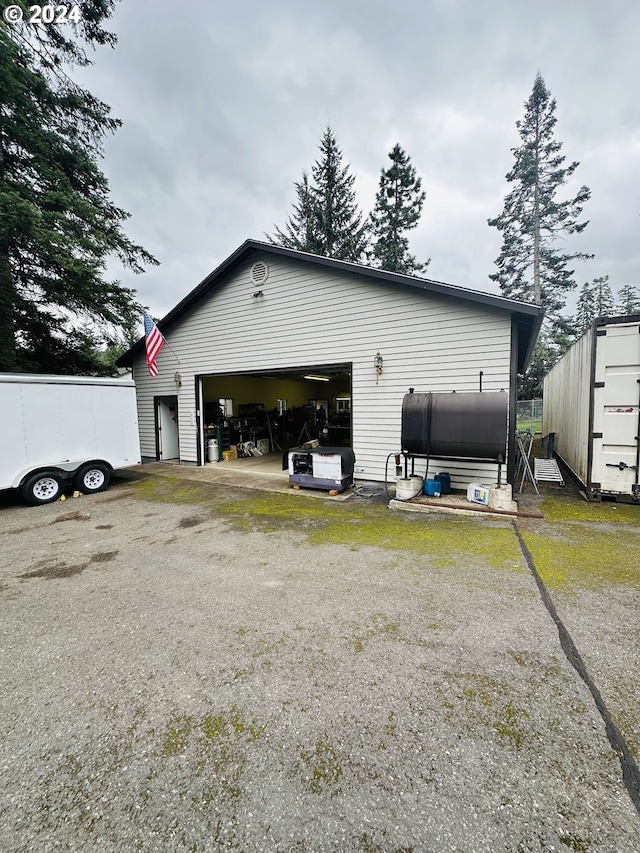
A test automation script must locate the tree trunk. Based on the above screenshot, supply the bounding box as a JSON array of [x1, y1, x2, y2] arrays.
[[0, 244, 17, 371], [0, 117, 17, 371], [533, 109, 541, 305]]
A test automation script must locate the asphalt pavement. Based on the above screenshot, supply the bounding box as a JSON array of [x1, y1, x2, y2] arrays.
[[1, 473, 639, 852]]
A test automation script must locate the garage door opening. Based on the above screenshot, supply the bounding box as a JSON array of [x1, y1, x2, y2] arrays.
[[196, 364, 352, 468]]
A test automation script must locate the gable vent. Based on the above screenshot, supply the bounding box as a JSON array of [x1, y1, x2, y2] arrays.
[[250, 262, 269, 285]]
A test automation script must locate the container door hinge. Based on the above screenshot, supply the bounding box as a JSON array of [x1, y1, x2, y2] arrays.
[[592, 432, 603, 439], [594, 382, 605, 388]]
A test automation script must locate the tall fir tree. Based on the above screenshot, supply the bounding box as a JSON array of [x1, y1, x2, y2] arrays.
[[616, 284, 640, 316], [0, 2, 157, 374], [489, 73, 592, 398], [575, 275, 615, 333], [488, 73, 592, 319], [369, 143, 428, 275], [268, 171, 320, 254], [268, 127, 368, 262]]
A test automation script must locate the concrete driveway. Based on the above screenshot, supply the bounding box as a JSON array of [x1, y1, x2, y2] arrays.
[[1, 471, 638, 852]]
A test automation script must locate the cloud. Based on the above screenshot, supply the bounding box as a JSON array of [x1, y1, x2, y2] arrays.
[[75, 0, 639, 319]]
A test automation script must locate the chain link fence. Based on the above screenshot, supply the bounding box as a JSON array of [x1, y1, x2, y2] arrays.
[[516, 399, 543, 433]]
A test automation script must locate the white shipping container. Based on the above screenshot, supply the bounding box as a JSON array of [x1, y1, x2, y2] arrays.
[[542, 316, 640, 501], [1, 373, 141, 505]]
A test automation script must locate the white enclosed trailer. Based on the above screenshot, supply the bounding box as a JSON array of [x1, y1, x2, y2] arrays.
[[542, 315, 640, 501], [1, 373, 141, 505]]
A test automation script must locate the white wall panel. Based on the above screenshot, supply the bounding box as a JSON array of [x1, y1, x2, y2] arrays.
[[132, 253, 513, 483]]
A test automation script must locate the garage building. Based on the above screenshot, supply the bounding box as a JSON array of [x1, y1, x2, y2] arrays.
[[117, 240, 544, 487]]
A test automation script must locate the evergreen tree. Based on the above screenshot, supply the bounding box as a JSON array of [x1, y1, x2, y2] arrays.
[[575, 275, 615, 332], [616, 284, 640, 316], [519, 316, 579, 400], [0, 2, 157, 373], [369, 143, 428, 275], [268, 171, 320, 254], [488, 73, 592, 322], [310, 127, 368, 261], [268, 127, 368, 262]]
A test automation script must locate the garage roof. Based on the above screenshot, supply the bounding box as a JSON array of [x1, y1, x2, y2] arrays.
[[118, 239, 545, 374]]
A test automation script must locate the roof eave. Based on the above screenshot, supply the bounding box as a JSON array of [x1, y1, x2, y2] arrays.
[[116, 239, 545, 367]]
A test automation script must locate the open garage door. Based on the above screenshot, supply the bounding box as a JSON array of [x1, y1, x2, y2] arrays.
[[196, 364, 352, 466]]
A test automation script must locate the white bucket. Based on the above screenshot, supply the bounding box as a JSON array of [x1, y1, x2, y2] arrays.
[[410, 475, 425, 495], [207, 438, 219, 463]]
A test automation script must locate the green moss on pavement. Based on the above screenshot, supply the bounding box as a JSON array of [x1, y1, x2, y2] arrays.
[[520, 524, 640, 590]]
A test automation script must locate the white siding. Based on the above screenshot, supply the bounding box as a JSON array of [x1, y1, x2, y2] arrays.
[[132, 254, 513, 484], [543, 326, 593, 485]]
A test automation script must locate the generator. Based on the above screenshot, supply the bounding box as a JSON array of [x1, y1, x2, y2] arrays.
[[287, 446, 355, 492]]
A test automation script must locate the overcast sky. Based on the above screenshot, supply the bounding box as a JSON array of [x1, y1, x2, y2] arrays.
[[77, 0, 640, 320]]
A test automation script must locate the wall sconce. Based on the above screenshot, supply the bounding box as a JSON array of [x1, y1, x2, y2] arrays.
[[374, 352, 383, 384], [174, 371, 182, 389]]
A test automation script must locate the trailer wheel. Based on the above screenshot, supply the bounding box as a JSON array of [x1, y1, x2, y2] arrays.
[[73, 463, 110, 494], [21, 471, 64, 506]]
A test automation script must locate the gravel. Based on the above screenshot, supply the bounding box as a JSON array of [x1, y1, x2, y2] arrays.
[[1, 478, 639, 852]]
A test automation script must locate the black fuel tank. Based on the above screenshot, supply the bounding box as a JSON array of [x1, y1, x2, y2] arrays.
[[401, 391, 507, 460]]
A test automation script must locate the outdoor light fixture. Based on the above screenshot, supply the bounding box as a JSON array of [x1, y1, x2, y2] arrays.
[[374, 352, 383, 384], [303, 374, 330, 382], [174, 371, 182, 389]]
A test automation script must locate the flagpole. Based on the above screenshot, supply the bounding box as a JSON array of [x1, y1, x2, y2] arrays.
[[161, 337, 181, 364]]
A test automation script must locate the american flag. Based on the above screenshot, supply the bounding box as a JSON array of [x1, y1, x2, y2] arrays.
[[144, 312, 165, 377]]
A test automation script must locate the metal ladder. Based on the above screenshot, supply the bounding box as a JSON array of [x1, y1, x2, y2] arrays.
[[533, 457, 564, 486], [515, 430, 538, 494]]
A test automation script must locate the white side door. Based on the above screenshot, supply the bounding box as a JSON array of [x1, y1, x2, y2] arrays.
[[157, 396, 179, 461]]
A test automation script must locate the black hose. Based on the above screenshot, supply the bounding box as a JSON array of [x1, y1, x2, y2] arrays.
[[384, 451, 402, 497]]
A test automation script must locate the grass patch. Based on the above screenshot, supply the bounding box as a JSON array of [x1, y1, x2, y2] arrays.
[[298, 733, 343, 794], [218, 493, 521, 569], [516, 420, 542, 434], [521, 524, 640, 590], [162, 706, 266, 758], [541, 492, 640, 525], [132, 475, 221, 506], [131, 475, 523, 570], [440, 671, 532, 751], [351, 613, 401, 653]]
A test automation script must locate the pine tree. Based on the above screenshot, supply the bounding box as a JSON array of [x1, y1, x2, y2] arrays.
[[369, 144, 428, 275], [575, 275, 615, 332], [0, 3, 157, 373], [616, 284, 640, 316], [268, 127, 368, 262], [488, 74, 592, 321]]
